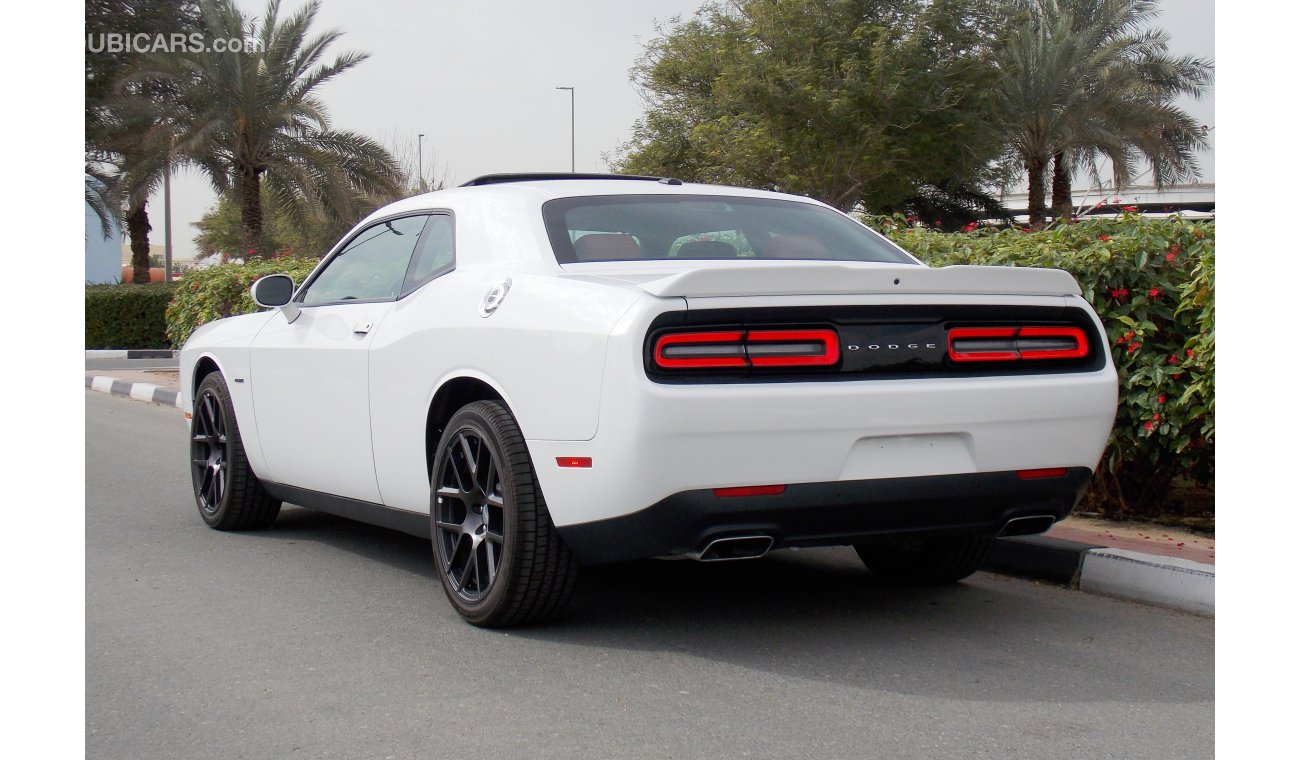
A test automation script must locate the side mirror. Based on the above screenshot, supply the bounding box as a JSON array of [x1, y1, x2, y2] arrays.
[[251, 274, 295, 308]]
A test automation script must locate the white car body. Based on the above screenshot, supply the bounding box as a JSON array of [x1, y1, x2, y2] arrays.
[[181, 176, 1117, 621]]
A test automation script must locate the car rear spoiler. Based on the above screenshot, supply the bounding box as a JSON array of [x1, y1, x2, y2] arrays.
[[568, 263, 1083, 299]]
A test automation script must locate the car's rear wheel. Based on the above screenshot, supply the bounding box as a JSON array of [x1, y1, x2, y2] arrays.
[[430, 400, 577, 627], [190, 372, 281, 530], [854, 534, 994, 585]]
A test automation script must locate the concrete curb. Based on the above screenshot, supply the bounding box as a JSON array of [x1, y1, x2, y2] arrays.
[[86, 375, 181, 408], [987, 535, 1213, 616], [86, 349, 178, 359]]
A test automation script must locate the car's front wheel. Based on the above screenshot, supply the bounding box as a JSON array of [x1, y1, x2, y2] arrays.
[[430, 400, 578, 627], [190, 372, 281, 530], [854, 534, 995, 585]]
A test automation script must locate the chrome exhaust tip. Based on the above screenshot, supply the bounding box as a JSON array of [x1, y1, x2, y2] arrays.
[[999, 515, 1057, 537], [694, 535, 775, 562]]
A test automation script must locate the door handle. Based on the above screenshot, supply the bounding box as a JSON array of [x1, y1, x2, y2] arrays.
[[352, 320, 373, 335]]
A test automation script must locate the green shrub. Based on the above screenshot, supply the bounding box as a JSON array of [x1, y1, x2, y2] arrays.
[[864, 213, 1214, 520], [166, 256, 322, 348], [86, 283, 179, 349]]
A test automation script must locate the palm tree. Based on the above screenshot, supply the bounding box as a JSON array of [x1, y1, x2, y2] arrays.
[[994, 0, 1211, 226], [124, 0, 402, 256]]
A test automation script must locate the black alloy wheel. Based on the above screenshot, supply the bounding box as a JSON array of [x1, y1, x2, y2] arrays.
[[434, 427, 507, 603], [430, 401, 577, 627], [189, 372, 281, 530]]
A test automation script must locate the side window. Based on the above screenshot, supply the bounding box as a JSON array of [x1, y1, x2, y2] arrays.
[[300, 215, 428, 305], [402, 214, 455, 296]]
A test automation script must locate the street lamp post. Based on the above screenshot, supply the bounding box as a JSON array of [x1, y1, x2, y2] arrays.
[[163, 145, 172, 281], [417, 133, 425, 191], [555, 86, 574, 172]]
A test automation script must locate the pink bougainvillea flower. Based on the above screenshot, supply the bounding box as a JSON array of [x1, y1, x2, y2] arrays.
[[1149, 288, 1160, 298]]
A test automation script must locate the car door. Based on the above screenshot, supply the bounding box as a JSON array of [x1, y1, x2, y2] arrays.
[[250, 214, 430, 503]]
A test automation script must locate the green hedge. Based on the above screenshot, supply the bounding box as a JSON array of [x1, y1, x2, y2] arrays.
[[166, 256, 323, 348], [86, 283, 179, 349], [863, 213, 1214, 520]]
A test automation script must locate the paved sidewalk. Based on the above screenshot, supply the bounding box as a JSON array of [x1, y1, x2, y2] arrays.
[[85, 361, 1214, 615]]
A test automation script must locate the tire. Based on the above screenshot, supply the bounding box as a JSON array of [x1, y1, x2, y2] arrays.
[[854, 534, 995, 585], [430, 400, 578, 628], [190, 372, 281, 530]]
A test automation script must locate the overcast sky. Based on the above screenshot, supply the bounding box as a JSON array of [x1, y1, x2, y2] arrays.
[[157, 0, 1215, 259]]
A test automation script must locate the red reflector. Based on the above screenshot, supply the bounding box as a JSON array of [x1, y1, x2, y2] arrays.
[[1017, 467, 1068, 480], [713, 484, 787, 498], [556, 457, 592, 468]]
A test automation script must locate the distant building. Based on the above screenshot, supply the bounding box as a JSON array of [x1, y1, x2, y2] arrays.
[[997, 182, 1214, 221], [85, 201, 121, 285]]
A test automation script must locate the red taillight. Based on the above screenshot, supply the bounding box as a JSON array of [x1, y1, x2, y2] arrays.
[[713, 484, 787, 497], [556, 457, 592, 468], [747, 329, 840, 367], [1017, 467, 1069, 480], [948, 326, 1088, 363], [653, 329, 838, 370], [653, 331, 747, 368]]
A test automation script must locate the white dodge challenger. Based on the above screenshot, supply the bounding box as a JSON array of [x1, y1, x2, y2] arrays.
[[180, 175, 1118, 627]]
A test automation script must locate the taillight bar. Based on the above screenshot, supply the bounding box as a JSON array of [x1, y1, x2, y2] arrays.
[[654, 328, 839, 370], [948, 326, 1088, 363]]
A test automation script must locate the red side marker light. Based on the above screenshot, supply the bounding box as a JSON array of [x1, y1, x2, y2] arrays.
[[713, 484, 787, 498], [556, 457, 592, 468], [1017, 467, 1068, 480]]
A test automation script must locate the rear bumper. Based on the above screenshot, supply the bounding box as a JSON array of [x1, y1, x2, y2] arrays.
[[557, 467, 1092, 565]]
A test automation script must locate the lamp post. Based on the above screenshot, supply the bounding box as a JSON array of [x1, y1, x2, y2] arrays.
[[163, 141, 172, 281], [417, 133, 425, 191], [555, 86, 574, 172]]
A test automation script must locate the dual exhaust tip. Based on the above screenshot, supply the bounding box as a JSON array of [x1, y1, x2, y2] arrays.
[[692, 515, 1055, 562]]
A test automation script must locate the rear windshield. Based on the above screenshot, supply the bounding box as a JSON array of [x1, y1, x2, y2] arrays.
[[542, 194, 916, 265]]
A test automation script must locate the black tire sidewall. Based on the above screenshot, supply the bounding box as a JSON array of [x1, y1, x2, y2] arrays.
[[430, 403, 525, 624], [192, 373, 235, 527]]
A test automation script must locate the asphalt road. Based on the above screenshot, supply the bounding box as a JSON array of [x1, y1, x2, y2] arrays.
[[87, 391, 1214, 759]]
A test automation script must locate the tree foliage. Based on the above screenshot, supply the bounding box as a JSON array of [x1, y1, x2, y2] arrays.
[[992, 0, 1212, 226], [86, 1, 200, 280], [867, 213, 1213, 519], [121, 0, 403, 257], [192, 191, 348, 259], [615, 0, 1010, 222]]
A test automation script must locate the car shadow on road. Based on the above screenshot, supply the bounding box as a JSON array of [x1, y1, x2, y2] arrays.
[[258, 506, 438, 580], [254, 507, 1211, 705], [519, 548, 1213, 705]]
